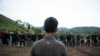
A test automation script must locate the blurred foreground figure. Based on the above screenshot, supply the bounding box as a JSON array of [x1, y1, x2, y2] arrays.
[[30, 17, 67, 56]]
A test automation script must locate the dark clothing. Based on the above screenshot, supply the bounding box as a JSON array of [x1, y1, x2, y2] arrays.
[[37, 34, 43, 40], [76, 35, 81, 45], [60, 34, 67, 46], [71, 35, 75, 47], [91, 34, 98, 46], [2, 32, 9, 45], [86, 35, 91, 46], [98, 35, 100, 46], [12, 33, 18, 46], [30, 35, 67, 56], [66, 34, 72, 46], [19, 34, 26, 46], [31, 34, 37, 42], [0, 31, 3, 39]]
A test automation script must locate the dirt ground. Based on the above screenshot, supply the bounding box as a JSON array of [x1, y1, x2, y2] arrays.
[[0, 44, 100, 56], [67, 46, 100, 56]]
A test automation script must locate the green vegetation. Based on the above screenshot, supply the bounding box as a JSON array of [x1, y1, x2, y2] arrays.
[[58, 27, 100, 34], [0, 14, 41, 33], [0, 14, 100, 34], [0, 14, 25, 31], [70, 27, 100, 33]]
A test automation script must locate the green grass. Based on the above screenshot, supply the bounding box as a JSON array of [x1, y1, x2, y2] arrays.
[[0, 14, 42, 33], [0, 14, 28, 32]]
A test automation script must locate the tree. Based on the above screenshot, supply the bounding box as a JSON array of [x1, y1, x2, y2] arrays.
[[31, 27, 41, 34], [25, 23, 31, 32], [16, 20, 22, 24]]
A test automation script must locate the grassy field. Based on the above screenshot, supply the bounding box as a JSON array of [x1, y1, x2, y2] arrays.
[[0, 44, 100, 56]]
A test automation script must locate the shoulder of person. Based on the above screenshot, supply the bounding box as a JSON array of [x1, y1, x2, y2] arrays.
[[32, 39, 44, 46], [55, 40, 65, 47]]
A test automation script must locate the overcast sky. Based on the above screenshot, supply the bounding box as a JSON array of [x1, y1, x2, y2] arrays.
[[0, 0, 100, 28]]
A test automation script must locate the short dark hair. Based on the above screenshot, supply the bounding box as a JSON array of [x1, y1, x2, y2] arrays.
[[44, 17, 58, 33]]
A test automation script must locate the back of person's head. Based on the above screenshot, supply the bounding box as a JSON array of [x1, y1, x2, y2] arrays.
[[44, 17, 58, 33]]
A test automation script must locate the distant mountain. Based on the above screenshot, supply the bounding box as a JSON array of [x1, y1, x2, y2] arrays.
[[58, 27, 69, 33], [57, 27, 100, 33], [70, 27, 100, 33]]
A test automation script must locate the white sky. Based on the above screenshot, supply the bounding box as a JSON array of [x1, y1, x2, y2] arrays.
[[0, 0, 100, 28]]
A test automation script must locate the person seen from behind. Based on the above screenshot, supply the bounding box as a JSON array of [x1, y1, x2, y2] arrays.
[[30, 17, 67, 56]]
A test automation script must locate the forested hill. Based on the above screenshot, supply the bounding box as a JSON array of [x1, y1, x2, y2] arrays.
[[0, 14, 42, 33], [69, 27, 100, 33], [0, 14, 100, 33], [0, 14, 27, 32]]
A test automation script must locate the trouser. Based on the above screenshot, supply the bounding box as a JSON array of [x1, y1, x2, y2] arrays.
[[20, 41, 25, 46], [2, 39, 9, 46], [12, 40, 18, 46]]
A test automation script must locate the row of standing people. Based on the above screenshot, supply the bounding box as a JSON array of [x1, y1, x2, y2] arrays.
[[0, 31, 44, 47], [0, 30, 100, 47], [55, 33, 100, 47]]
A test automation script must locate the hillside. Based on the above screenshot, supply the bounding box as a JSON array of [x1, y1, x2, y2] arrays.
[[58, 27, 69, 33], [0, 14, 27, 32], [58, 27, 100, 33], [70, 27, 100, 33], [1, 14, 100, 33]]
